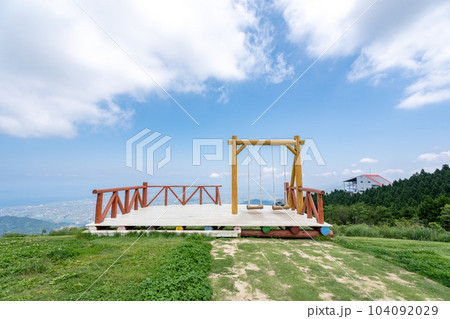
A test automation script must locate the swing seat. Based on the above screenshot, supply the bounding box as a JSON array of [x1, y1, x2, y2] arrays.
[[247, 204, 264, 210], [271, 204, 290, 210]]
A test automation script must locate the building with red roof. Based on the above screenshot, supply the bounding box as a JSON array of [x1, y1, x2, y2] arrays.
[[343, 174, 392, 193]]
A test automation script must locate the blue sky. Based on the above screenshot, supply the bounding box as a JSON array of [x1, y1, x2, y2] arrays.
[[0, 0, 449, 207]]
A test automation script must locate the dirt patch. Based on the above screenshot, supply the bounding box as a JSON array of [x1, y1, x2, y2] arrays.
[[295, 249, 311, 259], [245, 263, 260, 271], [231, 279, 270, 301], [385, 273, 411, 286], [281, 250, 292, 257], [319, 292, 334, 300], [321, 264, 333, 270], [266, 270, 276, 276]]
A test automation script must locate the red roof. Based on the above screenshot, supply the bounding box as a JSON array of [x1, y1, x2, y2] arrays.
[[363, 174, 392, 186]]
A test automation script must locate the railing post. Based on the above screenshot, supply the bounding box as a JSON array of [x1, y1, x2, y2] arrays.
[[143, 182, 148, 207], [182, 186, 186, 205], [200, 187, 203, 205], [95, 193, 103, 223], [111, 192, 118, 218], [217, 186, 222, 205], [317, 193, 324, 224], [284, 182, 289, 206], [125, 190, 130, 213], [164, 187, 168, 206], [290, 187, 296, 210], [134, 190, 139, 210], [306, 192, 312, 218]]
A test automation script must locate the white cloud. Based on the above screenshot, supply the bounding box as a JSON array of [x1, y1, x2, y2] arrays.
[[316, 168, 362, 177], [341, 168, 363, 176], [263, 166, 290, 178], [360, 157, 378, 164], [277, 0, 450, 109], [209, 171, 229, 178], [314, 171, 337, 177], [0, 0, 291, 137], [417, 150, 450, 163]]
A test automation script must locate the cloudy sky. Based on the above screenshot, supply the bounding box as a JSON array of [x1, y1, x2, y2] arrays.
[[0, 0, 449, 206]]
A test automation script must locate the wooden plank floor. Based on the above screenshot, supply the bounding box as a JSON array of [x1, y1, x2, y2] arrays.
[[87, 204, 332, 228]]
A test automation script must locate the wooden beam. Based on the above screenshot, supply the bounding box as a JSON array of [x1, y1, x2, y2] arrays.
[[227, 139, 305, 146], [236, 144, 246, 155], [296, 187, 325, 194], [231, 135, 238, 214], [286, 144, 297, 155]]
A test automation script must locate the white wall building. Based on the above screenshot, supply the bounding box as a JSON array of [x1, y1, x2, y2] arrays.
[[343, 174, 392, 193]]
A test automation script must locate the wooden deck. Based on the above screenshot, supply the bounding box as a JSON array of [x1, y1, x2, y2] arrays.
[[86, 204, 332, 228]]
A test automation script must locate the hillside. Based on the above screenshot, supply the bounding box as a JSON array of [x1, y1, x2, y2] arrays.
[[324, 165, 449, 208], [0, 216, 67, 236], [1, 233, 448, 301], [323, 165, 450, 228]]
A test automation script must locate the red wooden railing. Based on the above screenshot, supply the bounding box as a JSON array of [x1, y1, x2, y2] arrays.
[[93, 182, 222, 224], [286, 184, 325, 224]]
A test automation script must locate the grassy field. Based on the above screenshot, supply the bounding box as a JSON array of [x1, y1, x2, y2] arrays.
[[0, 233, 211, 301], [1, 233, 449, 301], [335, 237, 450, 287], [209, 238, 450, 301]]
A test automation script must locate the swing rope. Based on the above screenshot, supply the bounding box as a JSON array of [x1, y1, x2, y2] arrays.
[[259, 158, 262, 205], [247, 147, 250, 206]]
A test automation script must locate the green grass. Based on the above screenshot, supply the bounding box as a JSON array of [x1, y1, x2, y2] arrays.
[[333, 224, 450, 242], [209, 238, 450, 301], [334, 236, 450, 287], [2, 232, 449, 301], [137, 236, 212, 300], [0, 233, 212, 300]]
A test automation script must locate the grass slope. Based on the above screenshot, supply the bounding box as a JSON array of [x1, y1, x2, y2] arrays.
[[1, 233, 449, 301], [209, 238, 450, 301], [0, 233, 212, 301], [335, 237, 450, 287]]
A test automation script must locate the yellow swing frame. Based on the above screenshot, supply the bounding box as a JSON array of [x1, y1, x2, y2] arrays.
[[228, 136, 305, 214]]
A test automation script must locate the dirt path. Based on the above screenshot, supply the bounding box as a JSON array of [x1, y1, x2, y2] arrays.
[[209, 238, 449, 301]]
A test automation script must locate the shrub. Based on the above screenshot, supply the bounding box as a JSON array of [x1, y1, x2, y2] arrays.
[[137, 237, 212, 301], [1, 233, 26, 238], [333, 223, 450, 242], [48, 227, 84, 236]]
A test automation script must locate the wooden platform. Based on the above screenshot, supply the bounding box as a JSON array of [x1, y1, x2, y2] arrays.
[[85, 229, 240, 237], [86, 204, 332, 229]]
